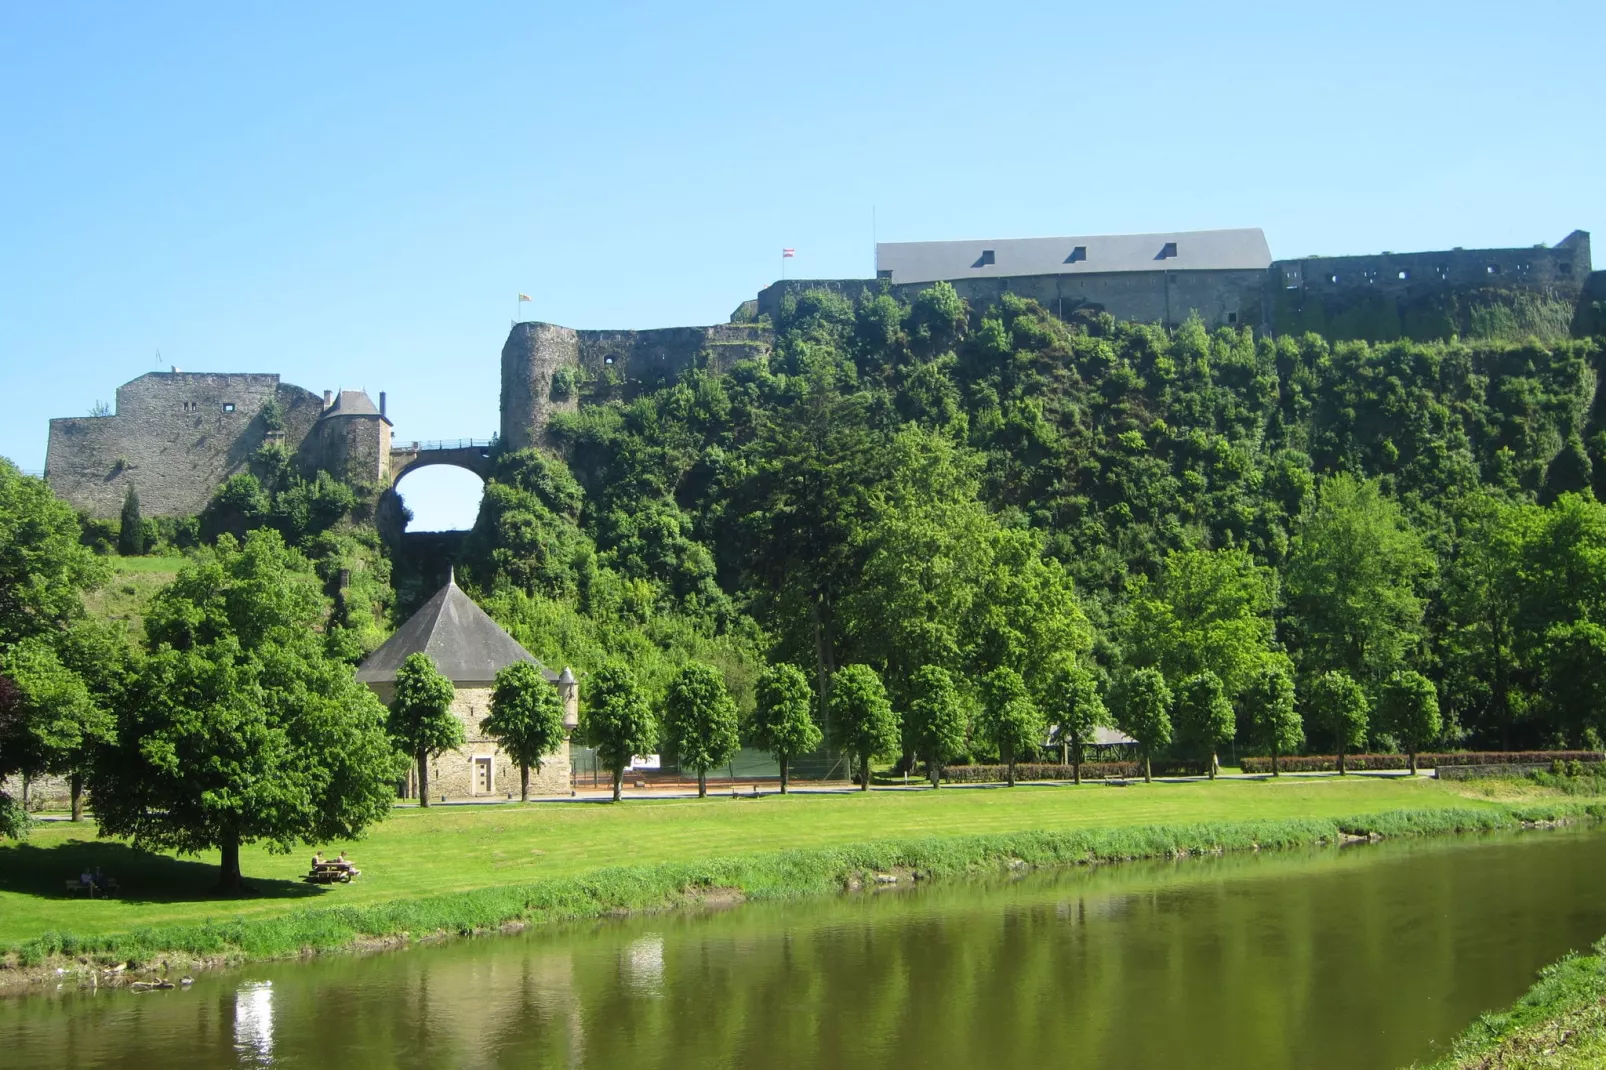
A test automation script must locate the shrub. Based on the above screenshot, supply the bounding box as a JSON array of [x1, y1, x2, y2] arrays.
[[1238, 750, 1603, 774]]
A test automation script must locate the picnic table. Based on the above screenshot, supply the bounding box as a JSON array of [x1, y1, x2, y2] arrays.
[[304, 860, 361, 884], [65, 877, 120, 898]]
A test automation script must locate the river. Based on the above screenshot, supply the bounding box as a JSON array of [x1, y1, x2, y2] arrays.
[[4, 828, 1605, 1068]]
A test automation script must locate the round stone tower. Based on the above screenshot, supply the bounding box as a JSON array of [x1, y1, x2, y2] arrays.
[[500, 322, 581, 452]]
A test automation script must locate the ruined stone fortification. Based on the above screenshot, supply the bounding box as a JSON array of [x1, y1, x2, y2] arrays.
[[46, 374, 392, 518], [500, 321, 771, 450]]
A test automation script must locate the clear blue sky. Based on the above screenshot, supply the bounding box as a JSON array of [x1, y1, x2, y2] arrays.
[[3, 1, 1602, 529]]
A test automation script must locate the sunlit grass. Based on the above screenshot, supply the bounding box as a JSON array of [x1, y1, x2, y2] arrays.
[[0, 776, 1506, 946]]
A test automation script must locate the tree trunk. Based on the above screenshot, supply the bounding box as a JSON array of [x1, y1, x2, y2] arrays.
[[218, 835, 243, 893], [520, 763, 530, 802], [1209, 751, 1218, 780], [1144, 751, 1153, 784], [1071, 734, 1081, 785], [70, 772, 84, 822], [930, 759, 941, 788], [813, 598, 836, 743], [698, 771, 707, 798], [1005, 742, 1016, 787], [780, 756, 790, 795], [1338, 748, 1347, 776], [1061, 740, 1068, 766], [1271, 741, 1280, 778], [1409, 750, 1418, 776], [859, 749, 870, 791], [612, 766, 624, 802], [418, 751, 431, 807]]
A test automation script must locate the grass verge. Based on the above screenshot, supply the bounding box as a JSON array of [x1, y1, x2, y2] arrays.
[[1415, 935, 1606, 1069], [8, 797, 1601, 990]]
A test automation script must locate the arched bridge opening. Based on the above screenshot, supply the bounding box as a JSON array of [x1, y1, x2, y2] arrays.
[[385, 439, 494, 536], [388, 438, 494, 487]]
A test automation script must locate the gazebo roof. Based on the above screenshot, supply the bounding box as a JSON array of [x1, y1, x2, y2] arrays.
[[355, 573, 554, 686]]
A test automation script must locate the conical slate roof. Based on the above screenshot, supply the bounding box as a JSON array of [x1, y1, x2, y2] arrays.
[[356, 574, 554, 686]]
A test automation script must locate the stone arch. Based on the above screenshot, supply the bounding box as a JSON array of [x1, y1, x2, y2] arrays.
[[386, 440, 494, 489]]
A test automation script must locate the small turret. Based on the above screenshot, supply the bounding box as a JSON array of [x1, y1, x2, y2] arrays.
[[558, 667, 579, 729]]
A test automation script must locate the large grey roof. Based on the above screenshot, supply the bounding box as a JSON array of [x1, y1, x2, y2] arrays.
[[877, 228, 1272, 284], [321, 390, 383, 419], [356, 576, 554, 686]]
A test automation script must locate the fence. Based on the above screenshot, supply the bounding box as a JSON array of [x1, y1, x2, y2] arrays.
[[397, 439, 492, 453]]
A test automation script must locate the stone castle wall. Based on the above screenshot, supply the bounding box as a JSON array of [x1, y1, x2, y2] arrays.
[[501, 322, 771, 450], [46, 372, 391, 517], [758, 270, 1268, 330], [300, 412, 392, 487], [46, 373, 325, 518]]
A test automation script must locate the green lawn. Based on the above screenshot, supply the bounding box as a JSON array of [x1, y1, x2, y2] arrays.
[[107, 555, 188, 573], [0, 776, 1493, 945], [81, 557, 185, 643]]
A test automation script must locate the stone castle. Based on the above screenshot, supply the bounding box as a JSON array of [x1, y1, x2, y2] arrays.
[[45, 226, 1601, 518]]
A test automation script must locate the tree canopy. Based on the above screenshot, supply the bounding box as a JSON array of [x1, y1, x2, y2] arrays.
[[484, 661, 569, 801]]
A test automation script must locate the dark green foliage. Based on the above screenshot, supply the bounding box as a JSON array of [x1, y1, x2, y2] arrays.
[[978, 666, 1043, 787], [1244, 663, 1303, 776], [749, 663, 820, 793], [907, 665, 968, 787], [1117, 668, 1173, 783], [117, 486, 144, 556], [1041, 660, 1106, 783], [462, 448, 590, 600], [200, 473, 272, 544], [388, 652, 461, 808], [484, 662, 568, 801], [93, 530, 401, 889], [827, 664, 898, 791], [661, 661, 740, 796], [1379, 669, 1442, 773], [0, 460, 110, 649], [1307, 670, 1369, 774], [581, 661, 657, 801], [1174, 671, 1235, 778]]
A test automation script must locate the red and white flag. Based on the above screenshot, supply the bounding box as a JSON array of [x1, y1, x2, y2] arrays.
[[782, 248, 795, 258]]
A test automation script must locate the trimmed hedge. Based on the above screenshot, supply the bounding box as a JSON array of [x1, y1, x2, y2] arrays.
[[939, 760, 1211, 783], [1238, 751, 1604, 774]]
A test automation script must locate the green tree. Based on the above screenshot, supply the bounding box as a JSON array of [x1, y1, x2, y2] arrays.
[[1125, 548, 1277, 701], [1118, 668, 1173, 783], [93, 530, 400, 890], [118, 485, 144, 556], [1174, 671, 1235, 778], [827, 663, 898, 791], [1245, 663, 1303, 776], [388, 652, 461, 808], [1041, 660, 1106, 784], [0, 637, 107, 819], [749, 663, 820, 794], [662, 662, 740, 797], [978, 666, 1043, 787], [907, 664, 968, 787], [582, 661, 658, 802], [1379, 669, 1441, 774], [1286, 475, 1432, 684], [483, 661, 568, 801], [1307, 670, 1369, 774], [0, 460, 110, 649]]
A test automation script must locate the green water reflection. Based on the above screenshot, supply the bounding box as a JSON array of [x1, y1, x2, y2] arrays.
[[5, 829, 1606, 1069]]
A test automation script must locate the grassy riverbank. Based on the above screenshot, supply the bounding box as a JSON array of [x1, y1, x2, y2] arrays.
[[1, 777, 1598, 985], [1415, 937, 1606, 1069]]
